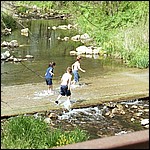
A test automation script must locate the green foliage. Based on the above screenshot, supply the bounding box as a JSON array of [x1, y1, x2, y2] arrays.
[[17, 6, 28, 14], [2, 1, 149, 68], [56, 128, 88, 146], [1, 13, 16, 29], [16, 1, 54, 13], [63, 1, 149, 69], [1, 115, 89, 149], [128, 47, 149, 68]]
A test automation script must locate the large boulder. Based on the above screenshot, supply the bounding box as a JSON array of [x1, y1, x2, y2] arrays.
[[1, 51, 10, 60], [8, 40, 19, 47], [80, 33, 90, 40], [71, 35, 81, 41], [1, 41, 9, 47], [76, 45, 89, 54], [1, 40, 19, 48], [80, 33, 93, 43], [21, 28, 29, 37]]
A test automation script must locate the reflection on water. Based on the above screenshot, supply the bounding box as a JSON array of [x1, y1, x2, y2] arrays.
[[1, 19, 126, 86]]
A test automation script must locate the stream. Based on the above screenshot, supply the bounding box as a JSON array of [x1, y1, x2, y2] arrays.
[[1, 18, 149, 140], [1, 19, 127, 86], [1, 97, 149, 140]]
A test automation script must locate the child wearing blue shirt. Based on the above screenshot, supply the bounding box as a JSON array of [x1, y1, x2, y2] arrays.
[[45, 62, 56, 94]]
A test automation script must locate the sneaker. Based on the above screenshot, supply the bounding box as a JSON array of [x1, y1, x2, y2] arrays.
[[54, 101, 59, 105]]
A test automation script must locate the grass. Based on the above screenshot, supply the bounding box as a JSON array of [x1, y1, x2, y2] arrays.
[[1, 115, 89, 149]]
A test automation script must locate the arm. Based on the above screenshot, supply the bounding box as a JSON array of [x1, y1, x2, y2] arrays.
[[45, 68, 48, 76], [61, 74, 64, 83], [78, 63, 85, 72], [72, 63, 75, 70], [67, 75, 72, 90], [49, 68, 54, 76]]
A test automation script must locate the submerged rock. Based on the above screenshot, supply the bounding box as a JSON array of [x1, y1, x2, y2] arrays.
[[141, 119, 149, 125]]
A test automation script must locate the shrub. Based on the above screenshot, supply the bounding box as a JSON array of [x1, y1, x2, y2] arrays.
[[1, 13, 16, 30], [1, 115, 89, 149]]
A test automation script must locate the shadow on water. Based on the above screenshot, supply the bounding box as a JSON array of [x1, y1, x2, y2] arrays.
[[1, 19, 127, 86]]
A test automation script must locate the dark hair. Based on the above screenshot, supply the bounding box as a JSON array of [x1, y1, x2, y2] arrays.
[[49, 62, 56, 67], [67, 67, 72, 74], [76, 56, 81, 61]]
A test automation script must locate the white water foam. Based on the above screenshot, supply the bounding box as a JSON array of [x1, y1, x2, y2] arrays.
[[62, 99, 71, 110], [33, 90, 51, 99], [120, 99, 140, 105], [58, 106, 103, 120], [71, 82, 87, 89], [58, 99, 77, 110]]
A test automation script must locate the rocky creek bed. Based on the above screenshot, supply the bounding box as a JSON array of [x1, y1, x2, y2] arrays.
[[1, 97, 149, 141]]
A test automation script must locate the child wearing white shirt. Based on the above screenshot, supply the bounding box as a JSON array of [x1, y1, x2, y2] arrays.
[[55, 67, 72, 104], [72, 56, 85, 85]]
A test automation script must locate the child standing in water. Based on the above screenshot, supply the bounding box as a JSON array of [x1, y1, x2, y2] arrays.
[[72, 55, 85, 85], [45, 62, 56, 94], [55, 67, 72, 104]]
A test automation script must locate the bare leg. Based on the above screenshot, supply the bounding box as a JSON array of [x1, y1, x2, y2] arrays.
[[48, 85, 54, 94], [50, 85, 54, 93], [56, 94, 62, 101], [48, 85, 51, 93], [71, 80, 74, 84], [65, 96, 71, 110], [67, 95, 71, 101], [55, 94, 62, 104]]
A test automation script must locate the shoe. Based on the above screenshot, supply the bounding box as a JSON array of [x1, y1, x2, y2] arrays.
[[55, 101, 59, 105]]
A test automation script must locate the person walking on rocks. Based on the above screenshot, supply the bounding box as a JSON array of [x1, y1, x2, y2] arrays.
[[71, 55, 85, 85], [45, 61, 56, 94], [55, 67, 72, 104]]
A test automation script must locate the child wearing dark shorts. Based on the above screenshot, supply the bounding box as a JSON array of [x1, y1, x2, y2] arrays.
[[60, 85, 71, 97], [45, 62, 56, 94], [55, 67, 72, 104]]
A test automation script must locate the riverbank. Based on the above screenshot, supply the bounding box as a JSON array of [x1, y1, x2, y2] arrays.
[[1, 68, 149, 117]]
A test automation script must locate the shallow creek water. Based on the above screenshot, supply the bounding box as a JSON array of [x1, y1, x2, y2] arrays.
[[1, 19, 149, 140], [1, 19, 127, 86]]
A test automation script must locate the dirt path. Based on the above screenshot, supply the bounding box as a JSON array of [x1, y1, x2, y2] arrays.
[[1, 68, 149, 117]]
